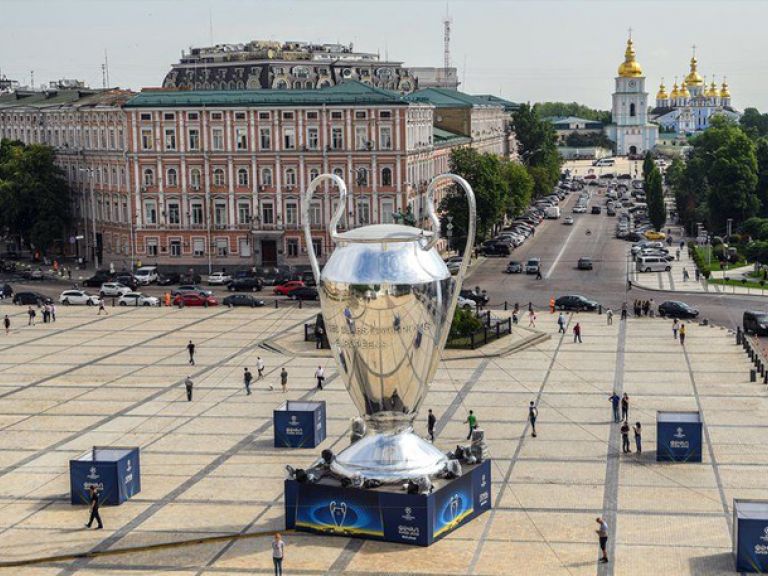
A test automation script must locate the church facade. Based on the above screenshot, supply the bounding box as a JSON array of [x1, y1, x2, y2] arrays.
[[604, 37, 658, 156]]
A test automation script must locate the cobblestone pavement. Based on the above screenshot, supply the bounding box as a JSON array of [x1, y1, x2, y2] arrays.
[[0, 305, 763, 575]]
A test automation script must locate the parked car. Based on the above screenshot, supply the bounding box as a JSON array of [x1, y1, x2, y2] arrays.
[[573, 205, 587, 214], [563, 216, 574, 225], [591, 206, 602, 215], [287, 287, 319, 301], [172, 285, 213, 296], [274, 280, 305, 295], [457, 295, 477, 310], [99, 282, 132, 298], [658, 301, 699, 319], [59, 290, 101, 306], [134, 266, 158, 285], [156, 272, 181, 286], [207, 271, 233, 286], [525, 257, 541, 274], [555, 295, 599, 311], [743, 310, 768, 335], [83, 271, 113, 287], [227, 276, 264, 292], [173, 293, 218, 307], [459, 288, 489, 306], [577, 257, 594, 270], [0, 283, 12, 299], [445, 256, 464, 275], [13, 291, 51, 306], [223, 294, 265, 308], [505, 260, 523, 274], [644, 230, 667, 241], [118, 292, 160, 307], [480, 241, 511, 256], [114, 274, 139, 291]]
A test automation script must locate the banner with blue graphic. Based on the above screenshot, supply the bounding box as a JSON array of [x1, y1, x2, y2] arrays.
[[285, 459, 491, 547], [274, 401, 327, 448], [734, 499, 768, 573], [69, 447, 141, 506], [656, 411, 702, 462]]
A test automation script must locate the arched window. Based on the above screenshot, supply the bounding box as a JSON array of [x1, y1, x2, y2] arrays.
[[213, 167, 225, 187], [142, 168, 154, 187], [630, 103, 636, 117], [237, 167, 249, 187], [333, 167, 344, 179], [309, 168, 320, 182], [261, 167, 273, 186], [356, 167, 368, 187], [285, 168, 297, 186], [166, 168, 178, 187], [381, 167, 392, 186], [274, 79, 289, 90], [190, 168, 201, 189]]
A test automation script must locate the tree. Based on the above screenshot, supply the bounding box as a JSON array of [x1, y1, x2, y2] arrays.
[[755, 138, 768, 216], [642, 151, 655, 186], [740, 107, 768, 139], [511, 103, 561, 197], [534, 102, 612, 124], [564, 131, 614, 149], [501, 160, 534, 218], [646, 167, 666, 231]]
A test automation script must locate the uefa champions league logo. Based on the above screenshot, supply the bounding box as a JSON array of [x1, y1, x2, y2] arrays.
[[126, 460, 132, 472], [449, 494, 460, 522], [87, 466, 99, 480], [290, 415, 299, 426], [401, 507, 415, 521], [674, 427, 686, 439], [329, 501, 347, 528], [760, 527, 768, 542], [481, 474, 487, 488]]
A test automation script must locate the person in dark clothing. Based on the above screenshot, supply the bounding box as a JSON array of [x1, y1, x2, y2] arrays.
[[633, 422, 642, 454], [85, 485, 103, 529], [621, 421, 631, 453], [243, 368, 253, 395], [621, 302, 628, 320], [184, 376, 194, 401], [535, 268, 543, 280], [427, 409, 436, 442], [621, 393, 629, 422], [609, 393, 620, 423], [528, 401, 538, 437], [315, 326, 324, 349], [187, 340, 196, 365], [27, 306, 36, 326], [573, 322, 582, 343], [3, 315, 9, 335]]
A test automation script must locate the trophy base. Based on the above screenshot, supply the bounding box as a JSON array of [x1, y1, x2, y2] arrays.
[[330, 430, 448, 483]]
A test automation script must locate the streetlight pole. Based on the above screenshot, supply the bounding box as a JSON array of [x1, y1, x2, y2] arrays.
[[89, 171, 99, 270]]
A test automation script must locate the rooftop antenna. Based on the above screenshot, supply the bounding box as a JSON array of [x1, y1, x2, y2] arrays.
[[30, 70, 34, 88], [462, 55, 467, 89], [104, 49, 110, 88], [101, 62, 107, 88], [443, 3, 452, 69], [208, 7, 213, 45]]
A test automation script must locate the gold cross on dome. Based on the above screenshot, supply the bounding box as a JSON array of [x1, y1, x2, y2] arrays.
[[628, 27, 633, 40]]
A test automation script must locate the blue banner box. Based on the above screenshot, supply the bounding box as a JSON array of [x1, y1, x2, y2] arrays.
[[734, 499, 768, 572], [285, 459, 491, 547], [69, 446, 141, 506], [274, 400, 327, 448], [656, 411, 702, 462]]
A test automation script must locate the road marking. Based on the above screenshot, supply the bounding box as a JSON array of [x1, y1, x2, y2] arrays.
[[544, 219, 580, 280]]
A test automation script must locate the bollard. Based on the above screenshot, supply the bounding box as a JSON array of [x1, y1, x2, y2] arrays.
[[504, 301, 508, 311], [598, 304, 603, 315], [751, 369, 757, 382], [764, 370, 767, 384], [737, 328, 743, 346], [275, 299, 279, 309], [299, 300, 303, 309]]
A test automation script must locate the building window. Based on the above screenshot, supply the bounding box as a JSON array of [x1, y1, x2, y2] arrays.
[[312, 238, 322, 257], [164, 128, 176, 150], [356, 167, 369, 186], [170, 240, 181, 257], [163, 113, 175, 121], [286, 238, 299, 257], [357, 199, 370, 225], [310, 201, 322, 226], [235, 112, 246, 120], [147, 238, 159, 257], [213, 168, 225, 187], [237, 167, 249, 187], [236, 128, 248, 150], [142, 168, 154, 187], [629, 102, 636, 117], [355, 126, 368, 150], [259, 112, 270, 120], [193, 238, 205, 256], [331, 127, 343, 149], [309, 167, 320, 182], [238, 202, 251, 224], [140, 113, 152, 121], [285, 202, 298, 226], [307, 126, 319, 150], [212, 128, 224, 151], [211, 112, 223, 121], [380, 110, 392, 119], [282, 111, 295, 120], [261, 167, 273, 186], [379, 126, 392, 150], [331, 111, 343, 120], [214, 202, 227, 226], [167, 202, 180, 224], [355, 111, 367, 120], [381, 199, 394, 223], [190, 168, 201, 189], [306, 111, 319, 120], [188, 128, 200, 150], [260, 127, 272, 150], [283, 127, 296, 150], [262, 203, 274, 224], [381, 167, 393, 186], [141, 128, 153, 150], [285, 168, 297, 187], [144, 201, 157, 224], [191, 203, 203, 225], [188, 112, 199, 121], [216, 238, 228, 256]]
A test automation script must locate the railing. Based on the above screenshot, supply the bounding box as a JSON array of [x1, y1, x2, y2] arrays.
[[447, 311, 512, 350]]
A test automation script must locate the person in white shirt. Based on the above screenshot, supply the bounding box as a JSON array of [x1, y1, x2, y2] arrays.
[[256, 357, 265, 380], [271, 532, 285, 576], [315, 365, 325, 390]]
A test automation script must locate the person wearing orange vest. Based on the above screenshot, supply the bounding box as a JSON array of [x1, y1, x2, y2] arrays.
[[550, 297, 555, 313]]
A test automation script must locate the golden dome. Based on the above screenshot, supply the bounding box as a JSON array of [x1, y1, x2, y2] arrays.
[[618, 38, 643, 78], [670, 81, 680, 99], [679, 80, 690, 98], [685, 56, 704, 86], [720, 78, 731, 99], [656, 80, 669, 100], [705, 79, 718, 98]]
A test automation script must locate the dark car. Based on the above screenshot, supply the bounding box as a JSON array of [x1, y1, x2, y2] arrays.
[[743, 310, 768, 335], [13, 291, 52, 306], [223, 294, 265, 308], [658, 301, 699, 319], [114, 274, 139, 291], [459, 288, 489, 306], [156, 272, 180, 286], [505, 260, 523, 274], [300, 270, 317, 287], [227, 276, 264, 292], [173, 293, 218, 307], [591, 206, 602, 215], [577, 257, 593, 270], [555, 295, 599, 312], [83, 272, 113, 287], [480, 241, 511, 256], [0, 283, 13, 298], [287, 287, 319, 301]]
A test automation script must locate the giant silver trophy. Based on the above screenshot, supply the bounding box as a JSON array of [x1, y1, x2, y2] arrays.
[[303, 173, 476, 483]]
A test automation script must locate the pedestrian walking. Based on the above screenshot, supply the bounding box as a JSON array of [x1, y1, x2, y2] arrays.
[[27, 306, 36, 326], [243, 368, 253, 395], [84, 485, 103, 529], [676, 248, 680, 261], [513, 302, 519, 317], [256, 356, 265, 380], [573, 322, 582, 343], [642, 300, 650, 316], [427, 409, 436, 442], [528, 302, 533, 314], [512, 311, 519, 325], [557, 312, 566, 334], [606, 309, 613, 325], [42, 304, 49, 323], [595, 517, 609, 563], [621, 421, 631, 453], [609, 392, 620, 423], [465, 410, 477, 440], [50, 303, 56, 322], [3, 315, 9, 335], [672, 318, 679, 340], [528, 401, 538, 437], [683, 268, 689, 282], [184, 375, 194, 401], [187, 340, 196, 365], [621, 302, 628, 321], [315, 365, 325, 390], [528, 310, 537, 328], [679, 323, 686, 346], [272, 533, 285, 576], [621, 393, 629, 422], [633, 422, 642, 454], [97, 300, 108, 315], [695, 268, 700, 281], [280, 367, 288, 393], [315, 325, 324, 349], [535, 268, 543, 280]]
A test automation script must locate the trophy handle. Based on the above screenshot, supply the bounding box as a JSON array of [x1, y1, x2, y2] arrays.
[[423, 174, 476, 288], [303, 173, 348, 284]]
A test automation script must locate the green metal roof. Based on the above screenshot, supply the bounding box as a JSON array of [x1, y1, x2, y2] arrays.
[[124, 80, 411, 108], [472, 94, 520, 111], [433, 126, 470, 145], [404, 87, 505, 108]]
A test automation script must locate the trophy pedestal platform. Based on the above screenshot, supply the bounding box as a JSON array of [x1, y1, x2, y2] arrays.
[[284, 459, 491, 547]]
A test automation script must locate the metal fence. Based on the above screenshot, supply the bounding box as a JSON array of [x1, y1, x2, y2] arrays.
[[447, 311, 512, 350]]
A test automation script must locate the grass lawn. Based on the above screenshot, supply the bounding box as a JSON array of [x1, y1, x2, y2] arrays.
[[693, 246, 747, 272], [709, 278, 768, 293]]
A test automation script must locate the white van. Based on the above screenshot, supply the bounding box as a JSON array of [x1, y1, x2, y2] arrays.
[[593, 158, 615, 167], [134, 266, 158, 285], [636, 256, 671, 273], [544, 206, 560, 219]]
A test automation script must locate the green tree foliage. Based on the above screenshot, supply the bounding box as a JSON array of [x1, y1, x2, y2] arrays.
[[646, 167, 666, 231], [449, 307, 483, 340], [501, 161, 534, 218], [740, 107, 768, 139], [755, 138, 768, 216], [534, 102, 612, 124], [0, 140, 73, 255], [642, 151, 655, 186], [511, 103, 561, 198], [564, 131, 614, 149]]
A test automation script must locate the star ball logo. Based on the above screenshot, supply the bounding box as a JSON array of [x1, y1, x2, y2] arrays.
[[760, 527, 768, 543], [290, 415, 299, 426], [401, 507, 415, 521], [674, 427, 686, 439], [87, 466, 99, 480], [126, 460, 132, 472]]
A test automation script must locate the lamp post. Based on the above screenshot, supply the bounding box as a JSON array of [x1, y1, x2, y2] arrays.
[[79, 168, 99, 270]]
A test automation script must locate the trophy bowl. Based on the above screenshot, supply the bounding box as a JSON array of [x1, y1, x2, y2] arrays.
[[303, 173, 476, 483]]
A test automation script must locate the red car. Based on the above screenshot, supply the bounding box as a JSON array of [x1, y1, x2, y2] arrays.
[[274, 280, 305, 296], [173, 293, 218, 307]]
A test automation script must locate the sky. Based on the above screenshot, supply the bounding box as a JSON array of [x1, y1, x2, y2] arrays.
[[1, 0, 767, 111]]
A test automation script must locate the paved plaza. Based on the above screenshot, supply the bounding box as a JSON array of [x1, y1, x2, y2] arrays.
[[0, 304, 765, 575]]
